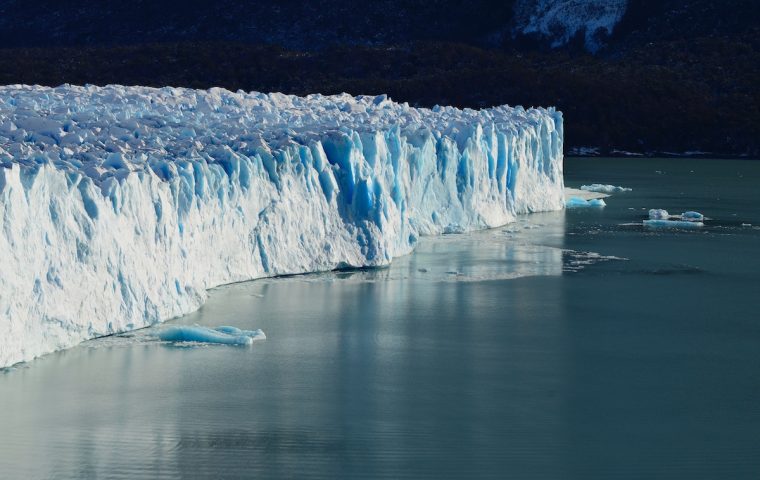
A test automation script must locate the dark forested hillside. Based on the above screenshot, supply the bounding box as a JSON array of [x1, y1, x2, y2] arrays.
[[1, 0, 758, 156]]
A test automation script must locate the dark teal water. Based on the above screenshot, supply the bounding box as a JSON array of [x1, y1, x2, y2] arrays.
[[1, 158, 759, 479]]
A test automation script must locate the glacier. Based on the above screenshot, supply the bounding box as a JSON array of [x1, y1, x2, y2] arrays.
[[0, 84, 564, 367]]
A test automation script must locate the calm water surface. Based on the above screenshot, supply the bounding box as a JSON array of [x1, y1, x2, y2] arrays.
[[1, 158, 759, 479]]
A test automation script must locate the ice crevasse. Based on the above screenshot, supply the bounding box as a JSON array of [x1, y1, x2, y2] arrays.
[[0, 84, 564, 367]]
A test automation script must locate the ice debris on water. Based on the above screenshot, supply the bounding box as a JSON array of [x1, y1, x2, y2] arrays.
[[566, 197, 606, 208], [643, 219, 703, 229], [680, 211, 704, 222], [0, 84, 565, 367], [580, 184, 632, 193], [562, 249, 627, 272], [646, 209, 705, 228], [649, 209, 670, 219], [158, 325, 266, 346]]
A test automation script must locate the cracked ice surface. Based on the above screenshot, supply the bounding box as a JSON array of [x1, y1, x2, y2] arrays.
[[0, 84, 564, 366]]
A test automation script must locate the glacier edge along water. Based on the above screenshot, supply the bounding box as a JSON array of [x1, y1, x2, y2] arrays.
[[0, 85, 564, 367]]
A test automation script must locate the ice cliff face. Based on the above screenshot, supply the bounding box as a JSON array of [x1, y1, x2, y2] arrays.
[[513, 0, 628, 52], [0, 85, 564, 367]]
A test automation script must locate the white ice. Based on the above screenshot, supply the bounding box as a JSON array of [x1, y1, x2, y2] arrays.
[[649, 209, 670, 220], [581, 184, 632, 193], [0, 84, 564, 367], [649, 209, 705, 224]]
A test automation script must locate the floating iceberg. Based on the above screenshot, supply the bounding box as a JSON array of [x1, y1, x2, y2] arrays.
[[213, 326, 266, 340], [158, 325, 265, 345], [645, 208, 705, 228], [566, 197, 606, 208], [0, 85, 564, 367], [681, 211, 704, 222], [644, 219, 704, 229], [648, 209, 670, 220], [580, 184, 632, 193], [647, 209, 705, 225]]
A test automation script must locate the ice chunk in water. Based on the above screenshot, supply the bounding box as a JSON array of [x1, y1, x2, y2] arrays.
[[158, 325, 265, 345], [649, 209, 670, 219], [643, 219, 704, 229], [580, 184, 632, 193], [681, 211, 704, 222], [214, 326, 267, 341], [566, 197, 606, 208]]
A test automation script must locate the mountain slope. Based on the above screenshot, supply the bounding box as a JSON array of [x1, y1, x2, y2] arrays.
[[0, 1, 758, 156]]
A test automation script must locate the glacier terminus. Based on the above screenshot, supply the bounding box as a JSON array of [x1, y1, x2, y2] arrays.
[[0, 84, 564, 367]]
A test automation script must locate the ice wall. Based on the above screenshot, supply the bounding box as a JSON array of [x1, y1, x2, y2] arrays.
[[0, 85, 564, 367]]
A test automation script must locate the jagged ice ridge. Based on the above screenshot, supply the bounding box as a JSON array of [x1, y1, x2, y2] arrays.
[[0, 84, 564, 367]]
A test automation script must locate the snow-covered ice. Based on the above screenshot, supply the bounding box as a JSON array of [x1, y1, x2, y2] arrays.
[[0, 84, 564, 367], [580, 184, 631, 193], [649, 209, 670, 220], [645, 209, 706, 228]]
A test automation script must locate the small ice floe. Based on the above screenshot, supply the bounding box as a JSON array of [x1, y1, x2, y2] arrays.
[[648, 209, 670, 219], [566, 197, 606, 208], [645, 209, 705, 228], [568, 146, 600, 156], [644, 219, 703, 229], [680, 211, 704, 222], [158, 325, 266, 346], [580, 184, 632, 193], [742, 223, 753, 228], [564, 187, 608, 202], [562, 249, 628, 272]]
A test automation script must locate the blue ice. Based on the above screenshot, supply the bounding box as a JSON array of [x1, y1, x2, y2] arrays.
[[681, 211, 704, 221], [158, 325, 266, 345], [643, 219, 704, 229], [566, 197, 606, 208], [213, 326, 267, 340]]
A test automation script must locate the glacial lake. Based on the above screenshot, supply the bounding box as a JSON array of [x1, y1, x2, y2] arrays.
[[1, 157, 759, 479]]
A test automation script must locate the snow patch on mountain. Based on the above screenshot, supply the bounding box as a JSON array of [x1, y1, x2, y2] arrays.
[[513, 0, 628, 52]]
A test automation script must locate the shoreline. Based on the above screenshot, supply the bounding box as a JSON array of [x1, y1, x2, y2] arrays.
[[566, 151, 758, 161]]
